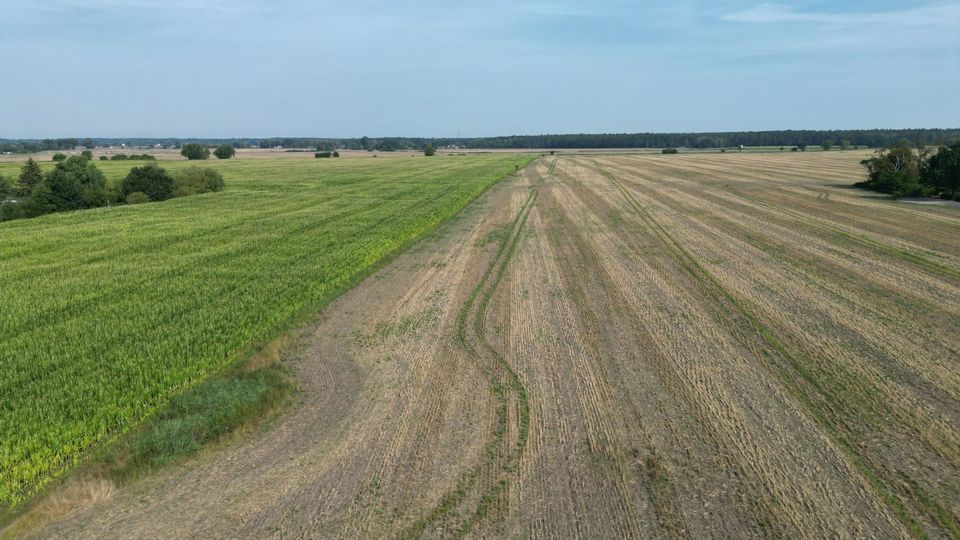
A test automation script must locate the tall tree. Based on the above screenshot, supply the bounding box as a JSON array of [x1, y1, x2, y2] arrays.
[[18, 157, 43, 196]]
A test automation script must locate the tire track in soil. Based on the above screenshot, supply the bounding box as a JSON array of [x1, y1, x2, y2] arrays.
[[400, 166, 542, 538]]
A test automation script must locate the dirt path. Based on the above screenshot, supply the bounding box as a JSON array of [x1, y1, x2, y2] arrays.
[[20, 154, 959, 538]]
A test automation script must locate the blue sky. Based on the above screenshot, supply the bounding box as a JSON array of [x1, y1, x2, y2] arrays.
[[1, 0, 957, 137]]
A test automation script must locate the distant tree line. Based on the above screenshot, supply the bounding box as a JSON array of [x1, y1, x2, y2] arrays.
[[0, 138, 94, 153], [4, 129, 958, 154], [1, 156, 225, 221], [459, 129, 960, 150], [857, 141, 960, 200]]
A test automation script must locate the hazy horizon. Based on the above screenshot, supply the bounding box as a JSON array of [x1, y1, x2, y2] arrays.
[[2, 0, 958, 139]]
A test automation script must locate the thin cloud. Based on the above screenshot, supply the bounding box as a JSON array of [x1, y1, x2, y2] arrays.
[[722, 2, 959, 26]]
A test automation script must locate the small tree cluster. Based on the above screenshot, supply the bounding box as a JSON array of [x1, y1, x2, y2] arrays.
[[181, 143, 210, 160], [28, 156, 109, 215], [858, 140, 960, 199], [1, 155, 227, 222], [423, 143, 436, 157], [662, 148, 679, 154]]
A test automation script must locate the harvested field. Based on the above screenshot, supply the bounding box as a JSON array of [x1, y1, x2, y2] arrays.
[[16, 152, 960, 538]]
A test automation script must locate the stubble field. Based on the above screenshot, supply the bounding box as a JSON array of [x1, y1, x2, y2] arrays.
[[7, 151, 960, 538]]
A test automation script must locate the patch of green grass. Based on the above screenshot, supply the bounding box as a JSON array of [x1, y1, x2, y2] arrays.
[[109, 365, 291, 475]]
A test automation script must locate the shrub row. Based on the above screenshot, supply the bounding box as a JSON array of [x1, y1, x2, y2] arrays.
[[0, 157, 224, 221]]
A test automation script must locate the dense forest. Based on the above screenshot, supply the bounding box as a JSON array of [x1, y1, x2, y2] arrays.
[[2, 129, 958, 154]]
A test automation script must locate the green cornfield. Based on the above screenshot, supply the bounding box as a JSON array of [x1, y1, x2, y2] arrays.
[[0, 155, 531, 510]]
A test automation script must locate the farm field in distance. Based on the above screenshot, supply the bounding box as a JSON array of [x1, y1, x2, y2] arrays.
[[5, 151, 960, 538], [0, 154, 531, 512]]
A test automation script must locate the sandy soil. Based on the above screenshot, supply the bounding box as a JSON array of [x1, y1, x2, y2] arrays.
[[14, 152, 959, 538]]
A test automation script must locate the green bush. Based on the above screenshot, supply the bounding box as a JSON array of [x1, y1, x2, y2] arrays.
[[122, 368, 288, 470], [172, 167, 225, 197], [121, 164, 175, 202], [111, 154, 129, 161], [0, 200, 28, 221], [423, 143, 436, 157], [129, 154, 156, 160], [99, 155, 109, 161], [213, 144, 235, 159], [52, 153, 67, 162], [181, 143, 210, 160], [81, 150, 93, 160], [315, 151, 332, 158], [125, 191, 152, 205], [662, 148, 679, 154]]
